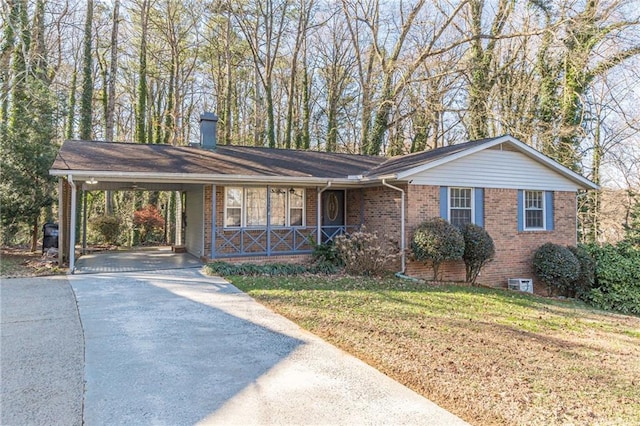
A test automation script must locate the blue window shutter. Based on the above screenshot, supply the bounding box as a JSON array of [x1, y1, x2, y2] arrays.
[[517, 190, 524, 231], [439, 186, 448, 220], [474, 188, 484, 227], [545, 191, 554, 231]]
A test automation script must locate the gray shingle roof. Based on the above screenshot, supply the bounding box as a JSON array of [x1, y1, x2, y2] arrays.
[[364, 137, 498, 177], [51, 140, 385, 179]]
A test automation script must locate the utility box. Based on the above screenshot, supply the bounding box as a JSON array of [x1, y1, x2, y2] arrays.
[[42, 223, 59, 254], [508, 278, 533, 293]]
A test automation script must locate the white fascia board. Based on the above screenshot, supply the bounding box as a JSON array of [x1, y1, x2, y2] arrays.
[[49, 169, 359, 186], [396, 135, 599, 190]]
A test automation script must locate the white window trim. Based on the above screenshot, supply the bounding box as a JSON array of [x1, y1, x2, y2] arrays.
[[448, 187, 474, 225], [523, 190, 545, 230], [224, 186, 243, 228], [223, 186, 306, 229], [288, 188, 306, 228]]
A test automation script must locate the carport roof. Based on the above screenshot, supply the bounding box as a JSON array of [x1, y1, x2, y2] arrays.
[[50, 140, 385, 182]]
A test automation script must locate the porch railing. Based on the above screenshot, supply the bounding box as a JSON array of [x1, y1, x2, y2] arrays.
[[213, 225, 359, 258]]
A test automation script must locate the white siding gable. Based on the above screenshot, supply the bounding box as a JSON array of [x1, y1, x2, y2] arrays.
[[406, 149, 581, 191]]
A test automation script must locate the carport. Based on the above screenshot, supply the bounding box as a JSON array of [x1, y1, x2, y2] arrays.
[[49, 174, 209, 273]]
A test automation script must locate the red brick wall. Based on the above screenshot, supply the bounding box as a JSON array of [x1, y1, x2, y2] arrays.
[[404, 186, 577, 293]]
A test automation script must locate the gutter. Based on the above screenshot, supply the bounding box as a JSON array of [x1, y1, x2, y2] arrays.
[[381, 179, 406, 274]]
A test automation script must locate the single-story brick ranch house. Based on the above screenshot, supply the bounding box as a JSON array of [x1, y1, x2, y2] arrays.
[[50, 114, 598, 291]]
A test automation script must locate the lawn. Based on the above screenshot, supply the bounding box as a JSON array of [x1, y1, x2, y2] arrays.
[[228, 275, 640, 425]]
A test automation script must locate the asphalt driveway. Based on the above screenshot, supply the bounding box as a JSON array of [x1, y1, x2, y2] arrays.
[[2, 266, 468, 425]]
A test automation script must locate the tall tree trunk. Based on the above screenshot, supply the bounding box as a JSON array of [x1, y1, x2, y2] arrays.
[[135, 0, 149, 144], [79, 0, 93, 140], [105, 0, 119, 142]]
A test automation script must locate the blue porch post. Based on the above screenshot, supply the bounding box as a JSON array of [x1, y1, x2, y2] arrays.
[[210, 184, 216, 259], [266, 185, 271, 255]]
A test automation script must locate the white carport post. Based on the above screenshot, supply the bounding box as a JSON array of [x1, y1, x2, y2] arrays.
[[68, 175, 77, 273], [57, 179, 65, 268]]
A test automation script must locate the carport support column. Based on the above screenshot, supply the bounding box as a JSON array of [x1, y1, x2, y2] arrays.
[[58, 179, 65, 267], [175, 190, 183, 246], [68, 175, 77, 273], [210, 185, 216, 259]]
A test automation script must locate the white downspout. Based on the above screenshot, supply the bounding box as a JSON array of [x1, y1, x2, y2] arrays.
[[382, 179, 405, 273], [317, 181, 332, 243], [68, 175, 77, 274]]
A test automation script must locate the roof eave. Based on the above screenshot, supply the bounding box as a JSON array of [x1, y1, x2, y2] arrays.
[[49, 169, 362, 186]]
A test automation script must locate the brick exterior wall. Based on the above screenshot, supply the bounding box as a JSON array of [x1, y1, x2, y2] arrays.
[[404, 186, 577, 294], [201, 183, 576, 293]]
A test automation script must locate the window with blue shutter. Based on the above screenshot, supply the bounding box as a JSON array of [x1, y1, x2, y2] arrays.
[[519, 190, 554, 231], [440, 186, 485, 227]]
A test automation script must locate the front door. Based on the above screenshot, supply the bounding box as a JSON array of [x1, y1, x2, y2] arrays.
[[321, 190, 345, 242]]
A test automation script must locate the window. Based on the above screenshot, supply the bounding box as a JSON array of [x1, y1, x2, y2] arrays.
[[449, 187, 473, 227], [245, 187, 267, 226], [224, 187, 305, 228], [270, 188, 287, 226], [289, 188, 304, 226], [225, 187, 242, 227], [524, 190, 544, 229]]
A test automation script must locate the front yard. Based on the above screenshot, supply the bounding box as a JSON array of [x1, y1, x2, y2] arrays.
[[229, 275, 640, 425]]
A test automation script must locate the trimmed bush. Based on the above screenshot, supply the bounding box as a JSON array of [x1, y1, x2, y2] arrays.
[[411, 217, 464, 280], [461, 223, 495, 285], [567, 245, 596, 299], [533, 243, 580, 296], [89, 215, 120, 245], [584, 243, 640, 315], [204, 261, 338, 276], [334, 228, 399, 276]]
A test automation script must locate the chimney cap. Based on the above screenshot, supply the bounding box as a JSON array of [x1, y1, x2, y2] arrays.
[[200, 112, 218, 122]]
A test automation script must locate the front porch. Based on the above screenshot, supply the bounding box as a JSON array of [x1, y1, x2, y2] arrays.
[[205, 184, 365, 259], [212, 225, 360, 258]]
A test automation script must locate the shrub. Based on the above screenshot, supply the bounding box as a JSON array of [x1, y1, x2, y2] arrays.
[[567, 245, 596, 299], [312, 241, 344, 267], [89, 215, 120, 245], [411, 218, 464, 280], [584, 243, 640, 315], [133, 205, 165, 243], [533, 243, 580, 296], [334, 228, 399, 276], [204, 261, 337, 276], [461, 223, 495, 285]]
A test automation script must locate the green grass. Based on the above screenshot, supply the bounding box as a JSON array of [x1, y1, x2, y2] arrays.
[[226, 274, 640, 426]]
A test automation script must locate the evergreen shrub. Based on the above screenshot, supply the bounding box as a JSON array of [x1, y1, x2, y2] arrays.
[[411, 217, 464, 280], [461, 223, 495, 285], [533, 243, 580, 296]]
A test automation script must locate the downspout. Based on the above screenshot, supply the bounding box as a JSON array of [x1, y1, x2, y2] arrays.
[[382, 179, 405, 274], [68, 175, 77, 274], [317, 181, 332, 243]]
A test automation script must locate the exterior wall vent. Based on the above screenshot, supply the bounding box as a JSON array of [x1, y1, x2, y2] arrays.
[[508, 278, 533, 293]]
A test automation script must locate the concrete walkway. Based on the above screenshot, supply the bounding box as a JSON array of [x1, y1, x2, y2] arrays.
[[1, 276, 83, 425], [74, 247, 202, 274], [2, 263, 468, 425]]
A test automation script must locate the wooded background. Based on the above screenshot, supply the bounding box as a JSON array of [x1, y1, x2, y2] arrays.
[[1, 0, 639, 247]]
